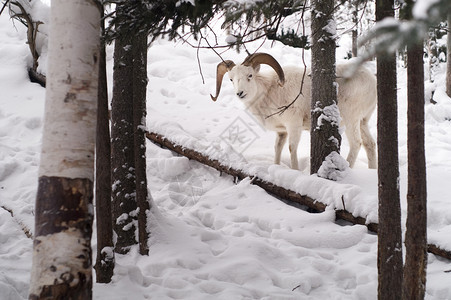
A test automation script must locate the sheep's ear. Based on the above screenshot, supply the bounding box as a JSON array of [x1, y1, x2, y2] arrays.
[[253, 65, 260, 72]]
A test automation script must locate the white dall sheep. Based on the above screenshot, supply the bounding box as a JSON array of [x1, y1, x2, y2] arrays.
[[210, 53, 377, 170]]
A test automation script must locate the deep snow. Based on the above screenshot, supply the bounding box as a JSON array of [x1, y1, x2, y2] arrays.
[[1, 6, 451, 300]]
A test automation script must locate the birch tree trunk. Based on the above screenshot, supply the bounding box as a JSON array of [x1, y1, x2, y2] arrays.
[[29, 0, 100, 299], [375, 0, 403, 299], [310, 0, 342, 176]]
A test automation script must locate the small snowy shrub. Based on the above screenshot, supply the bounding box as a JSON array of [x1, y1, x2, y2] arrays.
[[317, 151, 349, 181]]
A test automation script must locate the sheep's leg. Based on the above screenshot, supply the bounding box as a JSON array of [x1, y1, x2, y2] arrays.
[[360, 118, 377, 169], [274, 131, 287, 165], [345, 122, 362, 168], [287, 126, 302, 170]]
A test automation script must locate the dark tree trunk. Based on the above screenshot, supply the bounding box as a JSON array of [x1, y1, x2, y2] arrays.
[[111, 7, 138, 254], [352, 30, 358, 58], [94, 12, 115, 283], [427, 29, 438, 83], [446, 10, 451, 97], [310, 0, 341, 175], [376, 1, 403, 299], [132, 33, 151, 256], [351, 1, 358, 57], [402, 17, 428, 300]]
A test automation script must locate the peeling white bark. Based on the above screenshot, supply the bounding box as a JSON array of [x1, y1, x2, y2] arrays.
[[29, 230, 91, 296], [30, 0, 100, 298], [38, 0, 100, 180]]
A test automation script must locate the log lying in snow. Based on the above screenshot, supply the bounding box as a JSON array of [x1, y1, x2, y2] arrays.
[[146, 131, 451, 260]]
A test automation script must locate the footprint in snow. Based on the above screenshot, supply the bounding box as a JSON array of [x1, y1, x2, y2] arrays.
[[160, 88, 175, 98]]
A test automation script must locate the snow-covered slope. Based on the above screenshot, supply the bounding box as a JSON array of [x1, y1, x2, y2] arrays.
[[1, 8, 451, 300]]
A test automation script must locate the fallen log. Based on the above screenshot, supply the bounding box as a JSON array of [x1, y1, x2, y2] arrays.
[[146, 130, 451, 260]]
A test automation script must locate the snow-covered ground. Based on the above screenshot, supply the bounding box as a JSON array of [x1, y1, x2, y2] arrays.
[[1, 8, 451, 300]]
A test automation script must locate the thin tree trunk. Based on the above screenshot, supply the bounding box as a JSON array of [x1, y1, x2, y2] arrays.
[[427, 30, 438, 83], [132, 33, 151, 256], [94, 10, 114, 283], [446, 10, 451, 97], [310, 0, 342, 175], [111, 9, 138, 254], [402, 27, 428, 300], [352, 30, 358, 58], [29, 0, 100, 298], [376, 1, 403, 299], [352, 1, 358, 57]]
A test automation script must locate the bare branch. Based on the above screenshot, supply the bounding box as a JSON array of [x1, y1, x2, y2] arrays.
[[1, 205, 32, 239], [197, 33, 205, 84], [266, 6, 309, 119], [0, 0, 11, 16], [9, 1, 40, 68]]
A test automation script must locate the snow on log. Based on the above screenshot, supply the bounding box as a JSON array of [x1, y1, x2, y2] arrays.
[[145, 130, 451, 260]]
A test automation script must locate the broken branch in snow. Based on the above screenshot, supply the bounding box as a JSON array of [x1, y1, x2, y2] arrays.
[[427, 244, 451, 261], [145, 130, 451, 260], [8, 1, 46, 87], [1, 205, 32, 239], [146, 131, 354, 220]]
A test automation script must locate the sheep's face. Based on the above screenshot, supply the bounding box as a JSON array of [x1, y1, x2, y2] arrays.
[[228, 65, 260, 101]]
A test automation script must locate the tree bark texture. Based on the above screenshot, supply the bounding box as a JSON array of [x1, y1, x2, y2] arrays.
[[132, 33, 151, 256], [310, 0, 342, 175], [427, 30, 438, 83], [111, 28, 138, 254], [146, 130, 451, 260], [351, 1, 358, 57], [446, 10, 451, 97], [94, 12, 114, 283], [376, 1, 403, 299], [30, 177, 93, 300], [402, 38, 427, 300], [29, 0, 100, 298]]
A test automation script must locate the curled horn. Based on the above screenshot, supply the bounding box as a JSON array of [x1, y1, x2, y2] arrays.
[[210, 60, 236, 101], [242, 53, 285, 86]]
